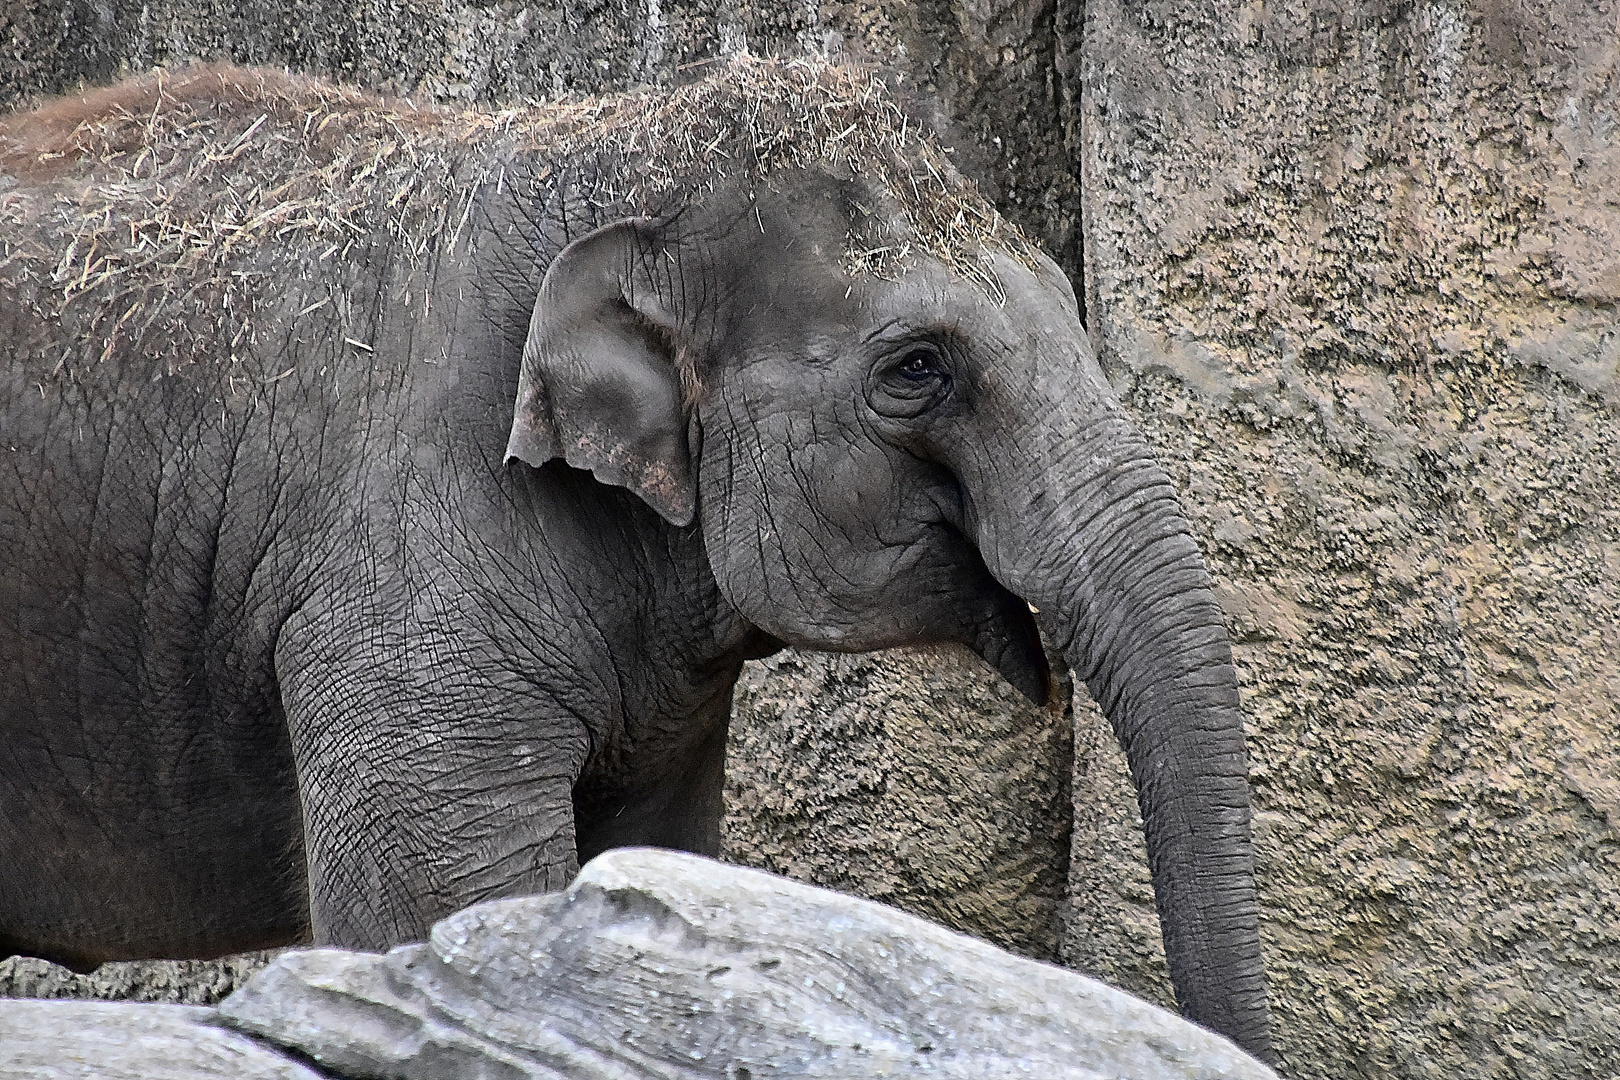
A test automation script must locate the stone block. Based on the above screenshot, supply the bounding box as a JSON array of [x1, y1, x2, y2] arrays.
[[219, 847, 1275, 1080]]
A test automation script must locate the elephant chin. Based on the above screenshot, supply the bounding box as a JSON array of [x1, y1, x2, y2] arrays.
[[966, 585, 1050, 706]]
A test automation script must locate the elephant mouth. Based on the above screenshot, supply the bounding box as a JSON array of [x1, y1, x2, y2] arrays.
[[965, 576, 1051, 707]]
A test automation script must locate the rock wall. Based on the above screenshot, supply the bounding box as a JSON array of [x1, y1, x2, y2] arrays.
[[0, 951, 274, 1005], [1074, 1, 1620, 1077], [5, 3, 1620, 1078], [720, 647, 1073, 962]]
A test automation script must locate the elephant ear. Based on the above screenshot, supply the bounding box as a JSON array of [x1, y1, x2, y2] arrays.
[[505, 218, 696, 526]]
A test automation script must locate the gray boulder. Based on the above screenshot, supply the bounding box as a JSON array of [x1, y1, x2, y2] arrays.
[[0, 850, 1274, 1078], [0, 1000, 323, 1079], [218, 847, 1274, 1080]]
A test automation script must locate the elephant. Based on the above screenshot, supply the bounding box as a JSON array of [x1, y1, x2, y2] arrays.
[[0, 61, 1272, 1059]]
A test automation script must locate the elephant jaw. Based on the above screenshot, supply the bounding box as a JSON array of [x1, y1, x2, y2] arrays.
[[965, 582, 1051, 706]]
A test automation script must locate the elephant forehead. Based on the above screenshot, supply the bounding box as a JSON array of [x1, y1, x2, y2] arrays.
[[850, 264, 1022, 350], [709, 178, 1039, 336], [708, 360, 861, 435]]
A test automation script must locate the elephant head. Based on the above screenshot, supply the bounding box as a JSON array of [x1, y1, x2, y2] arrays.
[[505, 172, 1273, 1060]]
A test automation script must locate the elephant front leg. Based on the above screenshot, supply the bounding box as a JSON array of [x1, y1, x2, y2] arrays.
[[275, 630, 590, 952], [572, 707, 731, 865]]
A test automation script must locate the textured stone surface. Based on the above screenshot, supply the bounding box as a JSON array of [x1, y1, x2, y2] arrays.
[[0, 999, 324, 1079], [1072, 1, 1620, 1077], [219, 847, 1276, 1080], [720, 646, 1073, 961], [0, 951, 277, 1005]]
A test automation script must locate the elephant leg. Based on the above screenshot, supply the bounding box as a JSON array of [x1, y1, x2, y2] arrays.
[[274, 619, 590, 952], [574, 708, 731, 866]]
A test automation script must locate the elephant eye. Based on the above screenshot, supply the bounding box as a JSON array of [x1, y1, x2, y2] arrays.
[[868, 342, 954, 421], [896, 347, 947, 382]]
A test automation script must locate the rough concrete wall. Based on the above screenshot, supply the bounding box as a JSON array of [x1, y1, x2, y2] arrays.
[[720, 647, 1073, 961], [1074, 0, 1620, 1077], [0, 950, 275, 1004]]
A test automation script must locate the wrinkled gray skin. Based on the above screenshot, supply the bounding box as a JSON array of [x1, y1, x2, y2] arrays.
[[0, 168, 1270, 1058]]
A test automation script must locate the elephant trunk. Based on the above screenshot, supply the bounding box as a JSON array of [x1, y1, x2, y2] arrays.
[[968, 393, 1273, 1062]]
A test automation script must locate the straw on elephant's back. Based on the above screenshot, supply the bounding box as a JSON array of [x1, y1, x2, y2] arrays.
[[0, 58, 1034, 387]]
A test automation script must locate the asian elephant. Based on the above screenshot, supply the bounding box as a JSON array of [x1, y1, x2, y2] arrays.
[[0, 61, 1271, 1058]]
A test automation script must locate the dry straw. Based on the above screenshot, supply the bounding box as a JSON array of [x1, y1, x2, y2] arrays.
[[0, 55, 1034, 377]]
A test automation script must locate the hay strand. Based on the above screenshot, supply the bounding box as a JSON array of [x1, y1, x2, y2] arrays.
[[0, 56, 1034, 383]]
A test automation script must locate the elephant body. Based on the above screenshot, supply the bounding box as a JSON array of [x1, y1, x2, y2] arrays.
[[0, 61, 1272, 1058], [0, 66, 763, 962]]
